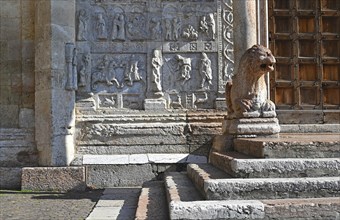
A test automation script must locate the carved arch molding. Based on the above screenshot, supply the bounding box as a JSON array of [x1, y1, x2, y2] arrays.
[[73, 0, 234, 111]]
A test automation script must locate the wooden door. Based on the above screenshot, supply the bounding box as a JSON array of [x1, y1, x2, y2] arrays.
[[268, 0, 340, 123]]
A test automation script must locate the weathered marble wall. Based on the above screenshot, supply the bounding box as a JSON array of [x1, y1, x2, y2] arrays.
[[35, 0, 76, 166], [0, 0, 35, 128], [0, 0, 37, 168], [0, 0, 235, 169], [73, 0, 235, 158]]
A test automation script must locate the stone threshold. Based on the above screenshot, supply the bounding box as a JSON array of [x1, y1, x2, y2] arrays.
[[82, 153, 207, 165]]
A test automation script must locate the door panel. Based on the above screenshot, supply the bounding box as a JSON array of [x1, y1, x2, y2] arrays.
[[269, 0, 340, 123]]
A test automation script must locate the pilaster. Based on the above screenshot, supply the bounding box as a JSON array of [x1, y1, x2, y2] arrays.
[[35, 0, 76, 166]]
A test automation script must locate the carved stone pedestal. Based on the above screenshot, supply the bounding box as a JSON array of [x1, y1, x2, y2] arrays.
[[222, 118, 280, 138], [210, 118, 280, 157], [144, 98, 167, 110]]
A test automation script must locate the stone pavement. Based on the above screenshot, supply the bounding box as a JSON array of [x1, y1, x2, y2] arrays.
[[86, 182, 169, 220], [86, 187, 141, 220], [0, 190, 103, 220], [0, 183, 170, 220]]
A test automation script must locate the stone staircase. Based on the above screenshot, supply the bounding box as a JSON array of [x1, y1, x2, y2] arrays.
[[83, 133, 339, 219], [155, 133, 340, 219]]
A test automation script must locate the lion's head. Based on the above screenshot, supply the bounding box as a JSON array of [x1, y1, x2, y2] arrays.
[[240, 44, 276, 76]]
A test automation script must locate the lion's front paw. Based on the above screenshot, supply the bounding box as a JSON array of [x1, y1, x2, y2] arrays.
[[239, 99, 253, 112], [262, 100, 276, 112]]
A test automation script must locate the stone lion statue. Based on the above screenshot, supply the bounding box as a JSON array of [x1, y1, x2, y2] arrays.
[[226, 44, 276, 118]]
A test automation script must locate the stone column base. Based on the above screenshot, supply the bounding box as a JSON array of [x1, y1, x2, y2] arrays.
[[144, 98, 167, 110], [222, 118, 280, 138], [215, 98, 227, 110]]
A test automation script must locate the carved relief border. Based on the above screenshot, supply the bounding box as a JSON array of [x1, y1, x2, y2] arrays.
[[221, 0, 234, 86]]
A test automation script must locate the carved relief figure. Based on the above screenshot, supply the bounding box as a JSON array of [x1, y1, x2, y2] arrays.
[[100, 96, 116, 108], [124, 55, 142, 86], [78, 53, 91, 87], [150, 18, 162, 40], [65, 44, 74, 90], [165, 19, 172, 40], [72, 48, 78, 90], [92, 55, 120, 89], [172, 18, 181, 41], [151, 49, 163, 96], [176, 55, 192, 84], [111, 13, 125, 41], [65, 47, 78, 90], [226, 45, 276, 118], [182, 25, 198, 41], [199, 52, 212, 89], [168, 93, 183, 109], [199, 15, 209, 36], [127, 13, 147, 39], [96, 13, 107, 40], [77, 9, 89, 41], [107, 61, 121, 88], [207, 13, 216, 40]]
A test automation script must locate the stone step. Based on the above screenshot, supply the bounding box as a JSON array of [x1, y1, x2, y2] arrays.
[[80, 154, 206, 188], [135, 181, 169, 220], [165, 171, 340, 219], [186, 163, 231, 197], [76, 145, 193, 155], [164, 172, 265, 219], [187, 163, 340, 200], [165, 172, 203, 203], [210, 151, 340, 178], [262, 197, 340, 220], [234, 133, 340, 158]]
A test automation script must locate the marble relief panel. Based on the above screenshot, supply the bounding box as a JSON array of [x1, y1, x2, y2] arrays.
[[162, 52, 217, 109], [75, 0, 233, 110]]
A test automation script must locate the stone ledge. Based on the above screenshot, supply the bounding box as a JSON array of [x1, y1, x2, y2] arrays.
[[262, 197, 340, 219], [22, 167, 86, 192], [169, 200, 265, 220], [83, 154, 207, 165], [234, 133, 340, 158], [280, 124, 340, 133], [210, 151, 340, 178], [222, 118, 280, 136], [205, 177, 340, 200]]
